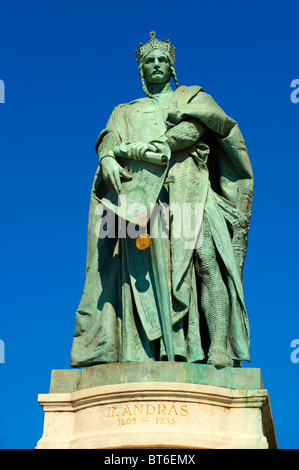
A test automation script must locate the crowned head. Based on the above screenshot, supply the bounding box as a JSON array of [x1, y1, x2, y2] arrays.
[[135, 32, 179, 97], [135, 31, 175, 67]]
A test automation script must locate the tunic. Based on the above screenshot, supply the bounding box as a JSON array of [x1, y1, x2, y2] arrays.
[[70, 85, 253, 367]]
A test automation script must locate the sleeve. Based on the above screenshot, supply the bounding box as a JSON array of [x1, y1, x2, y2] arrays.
[[94, 106, 123, 163], [97, 131, 120, 163], [159, 118, 206, 153]]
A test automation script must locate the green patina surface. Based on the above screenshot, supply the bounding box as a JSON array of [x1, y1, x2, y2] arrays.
[[70, 32, 254, 371], [49, 362, 263, 393]]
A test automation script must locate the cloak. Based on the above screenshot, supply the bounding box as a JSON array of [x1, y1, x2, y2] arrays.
[[70, 85, 253, 367]]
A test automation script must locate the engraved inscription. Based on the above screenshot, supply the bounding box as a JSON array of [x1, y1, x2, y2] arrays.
[[106, 402, 188, 426]]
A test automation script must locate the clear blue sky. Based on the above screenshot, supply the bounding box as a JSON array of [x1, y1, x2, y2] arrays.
[[0, 0, 298, 449]]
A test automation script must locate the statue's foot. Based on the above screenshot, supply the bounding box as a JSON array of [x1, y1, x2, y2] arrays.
[[207, 347, 234, 368]]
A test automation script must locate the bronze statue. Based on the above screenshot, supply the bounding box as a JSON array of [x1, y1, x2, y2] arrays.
[[70, 32, 253, 368]]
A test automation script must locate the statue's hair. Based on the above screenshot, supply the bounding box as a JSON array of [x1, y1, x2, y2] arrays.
[[138, 64, 155, 99], [170, 64, 179, 89], [138, 55, 179, 99]]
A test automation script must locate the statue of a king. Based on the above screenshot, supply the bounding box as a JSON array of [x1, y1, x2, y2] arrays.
[[70, 32, 254, 368]]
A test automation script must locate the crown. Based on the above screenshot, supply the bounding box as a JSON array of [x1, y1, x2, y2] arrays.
[[135, 31, 175, 66]]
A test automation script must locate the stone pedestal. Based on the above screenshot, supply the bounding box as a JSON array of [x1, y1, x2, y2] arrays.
[[36, 363, 277, 449]]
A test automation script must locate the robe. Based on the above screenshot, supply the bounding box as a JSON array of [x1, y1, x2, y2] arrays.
[[70, 85, 253, 367]]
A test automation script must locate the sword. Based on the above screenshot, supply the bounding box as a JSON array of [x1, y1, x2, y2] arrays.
[[150, 209, 174, 361]]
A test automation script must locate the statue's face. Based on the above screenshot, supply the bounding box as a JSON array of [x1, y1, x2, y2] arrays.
[[142, 49, 171, 85]]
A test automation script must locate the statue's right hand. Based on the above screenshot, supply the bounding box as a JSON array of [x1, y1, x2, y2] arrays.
[[114, 142, 156, 160], [101, 157, 132, 194]]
